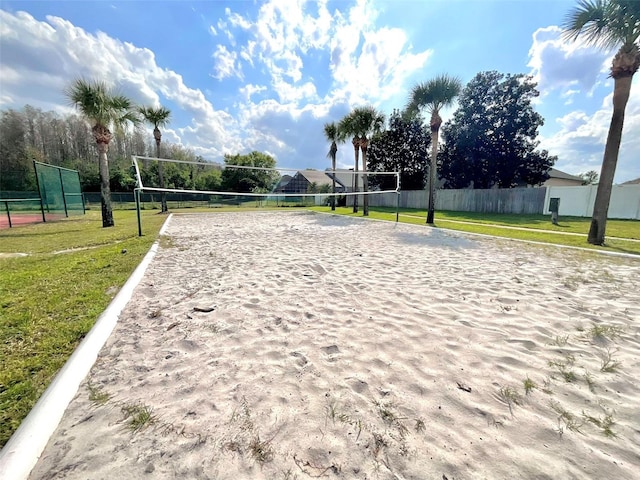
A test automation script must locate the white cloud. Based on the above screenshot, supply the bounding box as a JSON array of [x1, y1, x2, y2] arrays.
[[0, 10, 243, 160], [212, 44, 243, 80], [540, 78, 640, 183], [528, 26, 610, 96], [0, 2, 436, 171]]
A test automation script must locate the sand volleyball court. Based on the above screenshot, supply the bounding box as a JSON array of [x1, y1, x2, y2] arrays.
[[30, 211, 639, 479]]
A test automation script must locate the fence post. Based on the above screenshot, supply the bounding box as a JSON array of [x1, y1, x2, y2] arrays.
[[58, 169, 68, 217], [32, 160, 47, 223]]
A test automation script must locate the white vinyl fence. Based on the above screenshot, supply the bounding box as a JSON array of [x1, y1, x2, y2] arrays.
[[366, 185, 640, 219], [543, 185, 640, 220]]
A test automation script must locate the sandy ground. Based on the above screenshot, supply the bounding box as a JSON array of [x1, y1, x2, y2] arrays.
[[30, 211, 640, 479]]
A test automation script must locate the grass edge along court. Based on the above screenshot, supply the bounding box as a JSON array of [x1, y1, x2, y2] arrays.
[[0, 210, 166, 448], [1, 206, 638, 449]]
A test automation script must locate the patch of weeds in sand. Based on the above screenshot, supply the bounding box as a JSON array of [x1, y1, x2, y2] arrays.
[[87, 382, 110, 406], [281, 469, 298, 480], [548, 353, 577, 383], [498, 386, 522, 414], [325, 400, 364, 441], [121, 402, 156, 433], [325, 400, 340, 425], [249, 434, 275, 463], [562, 274, 583, 291], [583, 410, 617, 438], [549, 334, 569, 347], [370, 431, 389, 458], [158, 235, 177, 249], [373, 400, 408, 438], [542, 377, 554, 395], [589, 323, 623, 342], [523, 376, 537, 395], [415, 418, 426, 433], [583, 372, 597, 393], [599, 347, 622, 373], [550, 401, 583, 433]]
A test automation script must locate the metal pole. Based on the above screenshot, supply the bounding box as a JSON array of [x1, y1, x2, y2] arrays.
[[33, 160, 46, 223], [4, 201, 12, 228], [396, 171, 401, 222], [58, 168, 68, 218], [135, 188, 142, 237]]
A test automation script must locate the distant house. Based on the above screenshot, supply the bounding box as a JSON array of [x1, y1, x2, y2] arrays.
[[274, 174, 292, 191], [620, 177, 640, 186], [277, 170, 348, 194], [329, 168, 364, 192], [541, 168, 584, 187]]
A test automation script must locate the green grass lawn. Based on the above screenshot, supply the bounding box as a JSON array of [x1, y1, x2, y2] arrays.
[[309, 206, 640, 256], [0, 210, 166, 447]]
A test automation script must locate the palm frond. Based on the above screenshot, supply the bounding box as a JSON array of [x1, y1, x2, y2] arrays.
[[65, 78, 138, 130], [139, 105, 172, 128], [563, 0, 640, 48], [323, 122, 338, 142], [408, 75, 462, 115]]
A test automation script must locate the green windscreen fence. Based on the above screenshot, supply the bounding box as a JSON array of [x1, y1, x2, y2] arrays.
[[34, 161, 85, 217]]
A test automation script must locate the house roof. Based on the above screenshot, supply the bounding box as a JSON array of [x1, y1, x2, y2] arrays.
[[275, 175, 292, 189], [621, 177, 640, 185], [297, 170, 347, 188], [548, 168, 583, 182]]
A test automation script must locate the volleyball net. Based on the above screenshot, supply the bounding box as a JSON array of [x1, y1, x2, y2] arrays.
[[131, 155, 400, 234]]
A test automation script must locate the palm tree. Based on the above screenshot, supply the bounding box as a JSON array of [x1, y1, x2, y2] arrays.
[[65, 79, 139, 227], [139, 106, 172, 213], [323, 122, 339, 211], [338, 113, 361, 213], [407, 75, 462, 224], [350, 106, 386, 216], [563, 0, 640, 245]]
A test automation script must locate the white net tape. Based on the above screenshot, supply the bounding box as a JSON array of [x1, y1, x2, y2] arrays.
[[131, 156, 400, 199]]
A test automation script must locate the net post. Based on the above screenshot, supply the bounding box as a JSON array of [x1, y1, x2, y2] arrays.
[[395, 172, 401, 222], [135, 188, 143, 237]]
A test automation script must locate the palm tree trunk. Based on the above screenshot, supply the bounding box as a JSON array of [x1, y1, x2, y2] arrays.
[[331, 154, 336, 211], [352, 138, 359, 213], [362, 142, 369, 216], [97, 143, 114, 227], [426, 128, 439, 224], [588, 75, 632, 245], [156, 139, 167, 213]]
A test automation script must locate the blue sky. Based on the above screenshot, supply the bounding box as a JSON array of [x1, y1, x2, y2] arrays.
[[0, 0, 638, 183]]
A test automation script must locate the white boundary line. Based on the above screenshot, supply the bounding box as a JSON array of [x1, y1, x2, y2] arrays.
[[0, 214, 173, 480]]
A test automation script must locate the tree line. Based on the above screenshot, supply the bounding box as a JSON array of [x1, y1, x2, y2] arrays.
[[325, 71, 557, 222], [325, 0, 639, 246]]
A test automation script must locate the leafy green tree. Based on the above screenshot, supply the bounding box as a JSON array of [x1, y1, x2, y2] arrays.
[[367, 109, 430, 191], [65, 79, 139, 227], [221, 151, 280, 193], [440, 72, 556, 189], [406, 75, 462, 224], [579, 170, 600, 185], [323, 122, 339, 210], [563, 0, 640, 245], [0, 109, 33, 191], [139, 106, 171, 212]]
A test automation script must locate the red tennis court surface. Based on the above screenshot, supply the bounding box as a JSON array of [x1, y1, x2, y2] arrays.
[[0, 212, 66, 229]]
